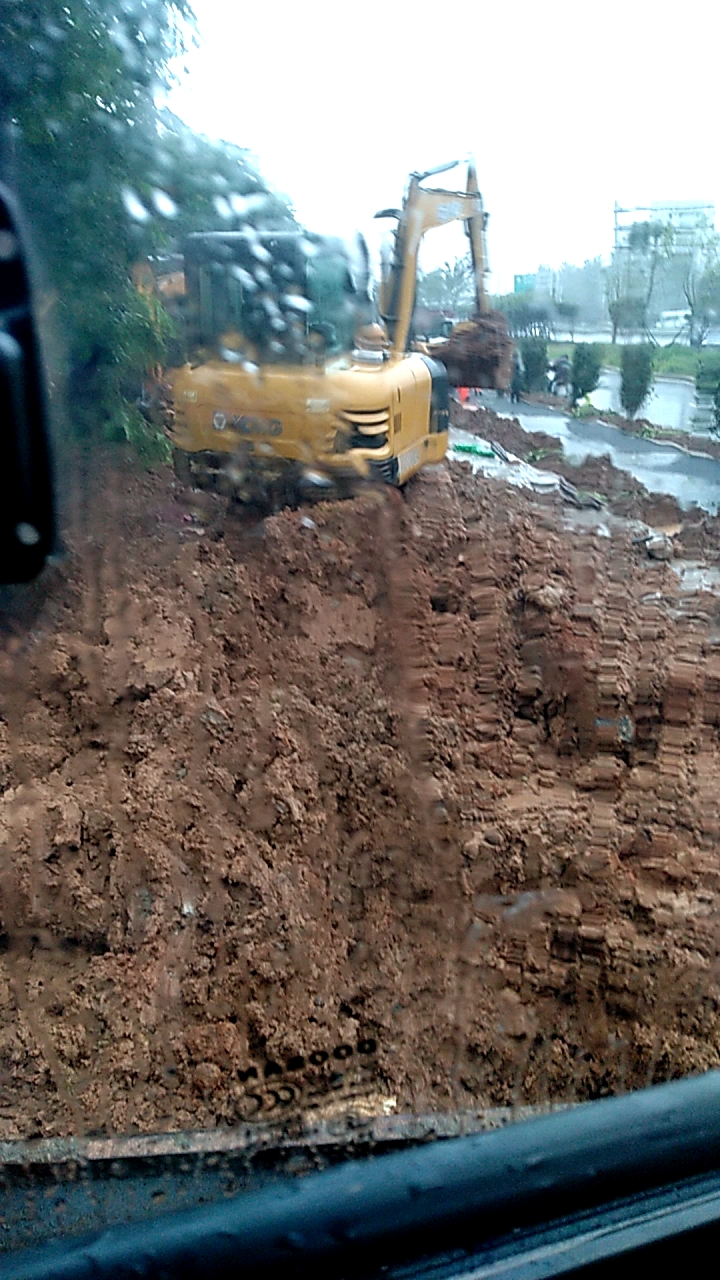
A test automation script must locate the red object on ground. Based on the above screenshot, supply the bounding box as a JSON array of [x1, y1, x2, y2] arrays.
[[458, 386, 470, 404]]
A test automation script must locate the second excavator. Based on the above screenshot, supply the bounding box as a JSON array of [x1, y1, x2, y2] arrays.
[[160, 160, 511, 508]]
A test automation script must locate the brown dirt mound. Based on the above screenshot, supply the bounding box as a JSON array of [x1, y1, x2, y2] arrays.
[[2, 449, 720, 1140]]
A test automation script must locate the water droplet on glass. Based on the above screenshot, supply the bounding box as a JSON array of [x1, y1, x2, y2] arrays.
[[121, 187, 151, 224], [244, 193, 269, 214], [250, 242, 272, 264], [283, 294, 313, 313], [152, 189, 177, 218], [15, 523, 41, 547], [213, 196, 232, 220], [229, 264, 257, 290], [0, 232, 19, 261], [229, 193, 248, 217]]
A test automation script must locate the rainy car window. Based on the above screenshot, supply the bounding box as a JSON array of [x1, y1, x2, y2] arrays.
[[2, 0, 720, 1253]]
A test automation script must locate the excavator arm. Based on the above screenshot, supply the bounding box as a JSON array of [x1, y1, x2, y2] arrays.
[[376, 161, 486, 355], [465, 161, 490, 317]]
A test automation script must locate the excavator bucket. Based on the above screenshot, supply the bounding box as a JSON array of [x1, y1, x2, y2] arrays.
[[430, 310, 514, 390]]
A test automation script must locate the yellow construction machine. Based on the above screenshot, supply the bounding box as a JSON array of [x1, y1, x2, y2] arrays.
[[162, 161, 506, 507]]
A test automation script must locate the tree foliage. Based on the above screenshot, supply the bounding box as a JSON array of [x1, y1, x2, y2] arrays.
[[0, 0, 293, 459], [683, 258, 720, 348], [555, 300, 579, 340], [520, 337, 548, 391], [607, 294, 646, 342], [620, 345, 654, 419], [493, 293, 552, 339], [571, 343, 602, 405]]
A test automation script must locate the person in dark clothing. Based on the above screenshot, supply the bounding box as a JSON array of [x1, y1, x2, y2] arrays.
[[510, 348, 524, 403], [550, 355, 571, 397]]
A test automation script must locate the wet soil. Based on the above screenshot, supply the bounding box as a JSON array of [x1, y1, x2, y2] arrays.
[[452, 401, 713, 530], [3, 445, 720, 1139]]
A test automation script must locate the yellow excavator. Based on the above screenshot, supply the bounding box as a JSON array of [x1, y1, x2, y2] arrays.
[[162, 161, 508, 506]]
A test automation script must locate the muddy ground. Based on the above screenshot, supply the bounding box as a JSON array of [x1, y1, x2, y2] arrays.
[[3, 434, 720, 1140], [454, 402, 720, 551]]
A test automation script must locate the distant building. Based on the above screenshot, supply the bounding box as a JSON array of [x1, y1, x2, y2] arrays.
[[534, 265, 556, 301]]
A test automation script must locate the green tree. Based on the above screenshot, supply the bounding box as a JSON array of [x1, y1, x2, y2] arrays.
[[607, 294, 646, 343], [626, 220, 675, 322], [0, 0, 293, 459], [683, 262, 720, 348], [520, 337, 548, 391], [571, 343, 602, 406], [493, 293, 552, 339], [693, 352, 720, 435], [620, 345, 654, 418]]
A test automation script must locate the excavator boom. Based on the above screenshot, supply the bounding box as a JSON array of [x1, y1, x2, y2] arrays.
[[376, 164, 486, 355], [465, 161, 490, 316]]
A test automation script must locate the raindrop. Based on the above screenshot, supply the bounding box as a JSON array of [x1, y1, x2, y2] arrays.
[[245, 193, 269, 213], [213, 195, 232, 220], [0, 232, 18, 261], [250, 241, 272, 264], [152, 189, 177, 218], [254, 267, 271, 286], [121, 187, 151, 224], [229, 264, 257, 290], [229, 193, 248, 217], [15, 522, 41, 547], [283, 294, 313, 313]]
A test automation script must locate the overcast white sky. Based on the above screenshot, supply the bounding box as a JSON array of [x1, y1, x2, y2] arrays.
[[168, 0, 719, 293]]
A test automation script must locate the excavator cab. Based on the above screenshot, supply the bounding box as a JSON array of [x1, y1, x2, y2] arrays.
[[164, 224, 449, 506], [182, 231, 361, 366]]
